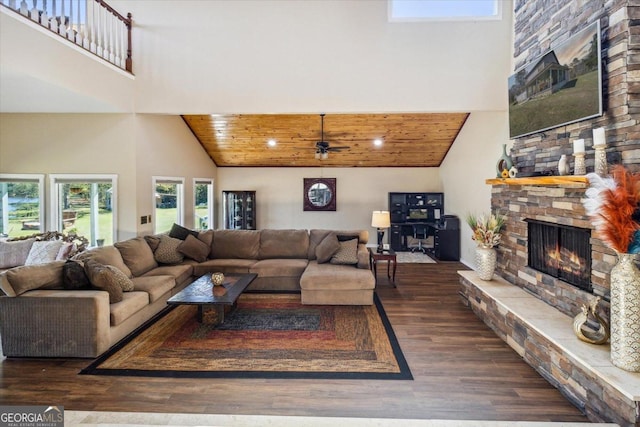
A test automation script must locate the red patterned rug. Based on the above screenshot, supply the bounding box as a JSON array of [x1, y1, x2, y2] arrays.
[[81, 293, 412, 380]]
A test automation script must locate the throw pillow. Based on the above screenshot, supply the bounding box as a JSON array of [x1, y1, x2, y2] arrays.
[[62, 259, 91, 290], [105, 265, 135, 291], [55, 242, 75, 261], [144, 235, 162, 252], [169, 223, 199, 240], [114, 237, 158, 276], [330, 237, 358, 265], [154, 235, 185, 264], [83, 259, 124, 303], [315, 233, 341, 264], [178, 234, 210, 262], [25, 240, 64, 265], [0, 238, 35, 269], [72, 246, 133, 278]]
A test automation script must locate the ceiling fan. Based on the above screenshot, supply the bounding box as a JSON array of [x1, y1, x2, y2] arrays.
[[312, 114, 350, 160]]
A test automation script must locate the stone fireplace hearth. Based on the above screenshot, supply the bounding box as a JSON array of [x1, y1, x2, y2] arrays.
[[458, 176, 640, 426]]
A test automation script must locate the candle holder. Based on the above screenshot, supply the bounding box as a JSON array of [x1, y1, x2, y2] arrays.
[[594, 145, 607, 176], [574, 152, 586, 175]]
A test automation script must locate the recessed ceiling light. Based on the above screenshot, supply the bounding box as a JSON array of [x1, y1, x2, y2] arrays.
[[373, 139, 383, 147], [267, 139, 277, 147]]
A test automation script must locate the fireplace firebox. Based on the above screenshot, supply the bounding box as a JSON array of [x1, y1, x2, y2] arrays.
[[526, 219, 592, 292]]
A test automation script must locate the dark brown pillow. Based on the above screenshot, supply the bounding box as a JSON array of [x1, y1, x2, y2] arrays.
[[169, 223, 199, 240], [84, 259, 124, 303], [178, 234, 210, 262], [315, 233, 341, 264], [62, 259, 91, 290]]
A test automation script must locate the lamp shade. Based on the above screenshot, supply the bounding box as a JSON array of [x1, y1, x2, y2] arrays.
[[371, 211, 390, 228]]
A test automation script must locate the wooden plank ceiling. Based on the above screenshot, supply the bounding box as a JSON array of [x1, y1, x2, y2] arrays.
[[182, 113, 469, 167]]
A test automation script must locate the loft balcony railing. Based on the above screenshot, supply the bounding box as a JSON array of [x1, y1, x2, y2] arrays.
[[1, 0, 132, 73]]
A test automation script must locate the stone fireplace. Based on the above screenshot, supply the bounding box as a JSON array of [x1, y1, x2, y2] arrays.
[[488, 178, 610, 318]]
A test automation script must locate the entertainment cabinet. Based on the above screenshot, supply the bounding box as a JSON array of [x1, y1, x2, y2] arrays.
[[388, 192, 460, 261]]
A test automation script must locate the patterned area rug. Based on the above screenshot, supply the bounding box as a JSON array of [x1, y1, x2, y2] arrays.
[[81, 293, 412, 380]]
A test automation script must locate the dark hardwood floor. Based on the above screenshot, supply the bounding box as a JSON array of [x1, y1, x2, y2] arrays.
[[0, 262, 588, 422]]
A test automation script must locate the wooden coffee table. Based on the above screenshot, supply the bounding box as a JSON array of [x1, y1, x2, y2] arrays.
[[167, 273, 257, 325]]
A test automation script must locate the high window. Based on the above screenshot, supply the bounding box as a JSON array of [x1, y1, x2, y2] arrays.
[[50, 174, 117, 246], [153, 177, 184, 234], [389, 0, 501, 21], [194, 178, 214, 231], [0, 174, 45, 238]]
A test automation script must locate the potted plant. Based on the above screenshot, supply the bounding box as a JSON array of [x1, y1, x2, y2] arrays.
[[466, 212, 506, 280]]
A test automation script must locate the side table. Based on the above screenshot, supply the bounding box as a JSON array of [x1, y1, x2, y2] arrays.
[[368, 247, 397, 287]]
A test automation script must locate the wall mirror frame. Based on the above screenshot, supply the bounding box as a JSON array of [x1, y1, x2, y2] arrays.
[[303, 178, 336, 211]]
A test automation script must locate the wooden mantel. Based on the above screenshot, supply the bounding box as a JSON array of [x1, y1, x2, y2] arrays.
[[486, 176, 589, 186]]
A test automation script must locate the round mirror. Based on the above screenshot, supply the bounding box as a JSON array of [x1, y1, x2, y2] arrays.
[[303, 178, 336, 211], [308, 183, 332, 207]]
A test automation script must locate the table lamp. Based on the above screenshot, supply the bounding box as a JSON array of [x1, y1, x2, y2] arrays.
[[371, 210, 390, 253]]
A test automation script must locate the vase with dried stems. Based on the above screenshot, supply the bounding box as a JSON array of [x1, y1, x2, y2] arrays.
[[466, 212, 506, 281], [584, 165, 640, 372]]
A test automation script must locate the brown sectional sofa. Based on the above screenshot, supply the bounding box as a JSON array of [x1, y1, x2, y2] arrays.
[[0, 228, 375, 358]]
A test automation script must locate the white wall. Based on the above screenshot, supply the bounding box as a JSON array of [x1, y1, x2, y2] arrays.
[[440, 112, 512, 267], [111, 0, 512, 115], [134, 114, 217, 234], [0, 113, 138, 239], [1, 1, 512, 115], [217, 167, 440, 244]]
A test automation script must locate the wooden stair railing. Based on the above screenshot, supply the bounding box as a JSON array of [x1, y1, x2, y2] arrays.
[[1, 0, 132, 73]]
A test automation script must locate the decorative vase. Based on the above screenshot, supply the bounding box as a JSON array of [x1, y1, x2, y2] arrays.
[[496, 144, 513, 178], [558, 154, 569, 176], [609, 252, 640, 372], [475, 246, 497, 281]]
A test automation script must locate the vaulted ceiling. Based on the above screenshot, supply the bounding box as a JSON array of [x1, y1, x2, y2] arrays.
[[182, 113, 469, 167]]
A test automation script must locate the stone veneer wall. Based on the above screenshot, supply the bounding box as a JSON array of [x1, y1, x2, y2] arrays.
[[511, 0, 639, 176], [493, 0, 640, 319]]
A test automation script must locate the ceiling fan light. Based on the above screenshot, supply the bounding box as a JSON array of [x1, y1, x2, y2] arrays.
[[315, 151, 321, 160], [321, 152, 329, 160]]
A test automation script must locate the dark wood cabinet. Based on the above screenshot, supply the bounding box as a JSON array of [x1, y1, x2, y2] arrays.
[[223, 191, 256, 230], [388, 192, 459, 261]]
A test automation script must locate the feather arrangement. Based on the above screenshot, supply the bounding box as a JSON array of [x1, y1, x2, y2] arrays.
[[583, 165, 640, 253]]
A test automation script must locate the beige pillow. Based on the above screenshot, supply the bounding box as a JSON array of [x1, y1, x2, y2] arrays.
[[154, 235, 185, 264], [73, 246, 133, 278], [315, 233, 341, 264], [178, 234, 210, 262], [84, 260, 126, 303], [330, 238, 358, 265], [115, 237, 158, 276], [5, 261, 66, 296], [25, 240, 64, 265]]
